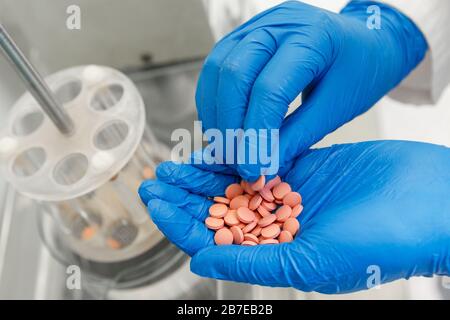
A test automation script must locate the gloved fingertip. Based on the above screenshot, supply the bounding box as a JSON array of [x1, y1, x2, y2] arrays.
[[236, 164, 262, 182], [155, 161, 181, 181], [191, 242, 296, 286], [138, 179, 158, 205], [147, 199, 180, 229], [147, 199, 214, 256], [147, 198, 180, 224], [190, 246, 228, 279], [264, 173, 278, 182], [191, 244, 262, 281], [147, 198, 172, 220]]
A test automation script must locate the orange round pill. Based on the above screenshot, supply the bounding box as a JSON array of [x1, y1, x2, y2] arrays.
[[259, 187, 275, 202], [225, 183, 244, 199], [142, 167, 155, 180], [214, 228, 234, 245], [261, 224, 281, 239], [250, 176, 265, 191], [264, 175, 281, 190], [275, 205, 292, 222], [257, 205, 271, 217], [213, 196, 230, 205], [251, 226, 262, 237], [224, 211, 240, 226], [283, 192, 302, 207], [273, 182, 291, 200], [242, 221, 257, 233], [258, 214, 277, 227], [291, 204, 304, 218], [249, 194, 263, 210], [260, 238, 279, 245], [237, 207, 256, 224], [107, 238, 122, 250], [205, 217, 225, 230], [283, 218, 300, 236], [209, 203, 228, 218], [279, 230, 294, 243], [213, 178, 302, 247], [230, 226, 244, 244], [229, 195, 249, 210], [81, 226, 96, 241], [261, 201, 277, 211], [259, 239, 279, 244], [241, 180, 256, 195], [244, 233, 259, 243]]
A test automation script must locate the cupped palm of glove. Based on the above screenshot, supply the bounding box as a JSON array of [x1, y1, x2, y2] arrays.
[[139, 140, 450, 294]]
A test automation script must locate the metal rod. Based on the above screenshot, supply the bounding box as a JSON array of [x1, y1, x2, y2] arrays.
[[0, 24, 74, 136]]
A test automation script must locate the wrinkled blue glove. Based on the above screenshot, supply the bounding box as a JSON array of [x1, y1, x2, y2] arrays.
[[196, 0, 427, 181], [139, 141, 450, 294]]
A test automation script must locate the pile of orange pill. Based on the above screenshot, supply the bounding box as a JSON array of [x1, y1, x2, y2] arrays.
[[205, 176, 303, 246]]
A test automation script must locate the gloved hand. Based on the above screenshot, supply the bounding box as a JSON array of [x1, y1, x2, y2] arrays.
[[196, 0, 428, 181], [139, 141, 450, 294]]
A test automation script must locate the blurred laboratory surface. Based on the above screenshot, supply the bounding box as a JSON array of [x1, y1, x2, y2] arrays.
[[0, 0, 449, 300]]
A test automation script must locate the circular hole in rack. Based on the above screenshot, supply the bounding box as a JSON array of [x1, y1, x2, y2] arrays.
[[91, 84, 124, 111], [12, 111, 44, 136], [71, 211, 103, 241], [54, 153, 88, 186], [54, 80, 82, 105], [12, 147, 46, 177], [106, 219, 139, 250], [93, 120, 129, 150]]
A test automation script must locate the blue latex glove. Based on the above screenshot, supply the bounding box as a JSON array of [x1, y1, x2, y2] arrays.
[[196, 0, 427, 181], [139, 141, 450, 294]]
